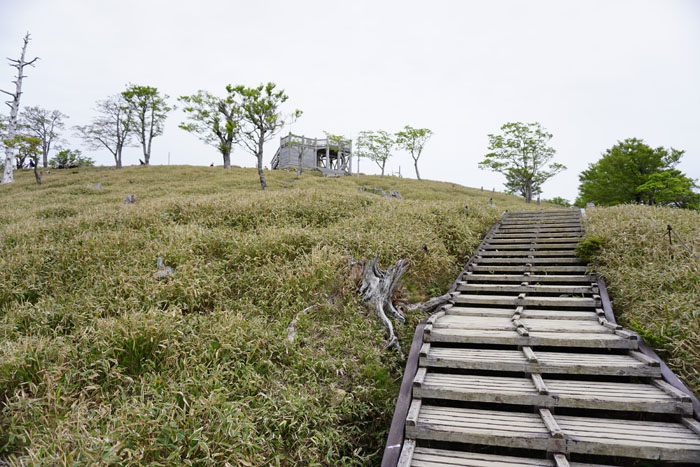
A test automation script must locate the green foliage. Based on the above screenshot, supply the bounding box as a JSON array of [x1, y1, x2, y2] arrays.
[[49, 149, 94, 169], [178, 89, 239, 167], [543, 196, 571, 207], [122, 84, 172, 165], [574, 234, 605, 262], [479, 122, 565, 203], [0, 166, 547, 463], [583, 205, 700, 396], [395, 125, 432, 180], [3, 134, 40, 169], [356, 130, 394, 177], [229, 82, 302, 189], [576, 138, 697, 209]]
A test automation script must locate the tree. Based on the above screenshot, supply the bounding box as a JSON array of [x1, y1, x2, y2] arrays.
[[285, 133, 306, 176], [76, 95, 133, 169], [479, 122, 564, 203], [21, 106, 67, 168], [358, 130, 394, 177], [395, 125, 432, 180], [4, 134, 41, 183], [179, 89, 239, 169], [576, 138, 693, 207], [636, 170, 699, 210], [231, 82, 301, 190], [122, 84, 172, 165], [1, 33, 39, 184], [49, 148, 94, 169]]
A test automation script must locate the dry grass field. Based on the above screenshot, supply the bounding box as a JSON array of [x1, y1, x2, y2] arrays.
[[581, 205, 700, 397], [0, 165, 545, 465]]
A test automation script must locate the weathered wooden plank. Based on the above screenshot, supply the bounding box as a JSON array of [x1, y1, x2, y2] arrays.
[[410, 447, 557, 466], [557, 415, 700, 462], [421, 346, 660, 376], [476, 257, 585, 264], [478, 250, 578, 257], [461, 274, 594, 283], [397, 438, 415, 467], [457, 283, 593, 294], [487, 237, 580, 244], [415, 373, 691, 414], [427, 328, 637, 349], [453, 294, 599, 307], [482, 242, 580, 250], [470, 265, 590, 273]]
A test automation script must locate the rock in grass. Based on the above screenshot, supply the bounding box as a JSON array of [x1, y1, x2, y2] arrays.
[[155, 257, 174, 280], [123, 194, 136, 204]]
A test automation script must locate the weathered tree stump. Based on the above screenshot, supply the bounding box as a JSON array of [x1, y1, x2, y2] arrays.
[[359, 256, 409, 357]]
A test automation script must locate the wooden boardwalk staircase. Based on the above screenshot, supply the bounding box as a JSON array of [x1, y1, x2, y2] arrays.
[[384, 209, 700, 466]]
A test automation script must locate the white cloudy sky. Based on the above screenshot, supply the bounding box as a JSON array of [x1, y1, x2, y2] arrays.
[[1, 0, 699, 201]]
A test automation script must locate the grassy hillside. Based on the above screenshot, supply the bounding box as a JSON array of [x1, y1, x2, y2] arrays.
[[0, 165, 543, 465], [581, 205, 700, 396]]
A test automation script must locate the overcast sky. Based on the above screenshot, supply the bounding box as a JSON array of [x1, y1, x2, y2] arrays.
[[2, 0, 699, 201]]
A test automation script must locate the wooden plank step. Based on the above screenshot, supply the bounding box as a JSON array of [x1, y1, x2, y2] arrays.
[[487, 237, 581, 244], [406, 403, 552, 450], [557, 414, 700, 462], [446, 307, 599, 321], [498, 227, 583, 234], [482, 243, 580, 250], [426, 329, 636, 349], [475, 257, 585, 264], [400, 445, 611, 467], [478, 250, 578, 257], [462, 274, 594, 283], [433, 316, 610, 333], [469, 265, 590, 273], [499, 221, 582, 227], [413, 372, 692, 415], [454, 294, 600, 308], [457, 283, 594, 294], [420, 346, 660, 376]]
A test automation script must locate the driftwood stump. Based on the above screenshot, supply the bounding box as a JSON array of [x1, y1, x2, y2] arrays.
[[359, 256, 409, 357]]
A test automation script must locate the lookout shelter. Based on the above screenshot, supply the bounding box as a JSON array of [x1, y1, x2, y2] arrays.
[[271, 133, 352, 175]]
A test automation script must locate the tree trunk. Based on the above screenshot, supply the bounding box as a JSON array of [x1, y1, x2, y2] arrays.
[[33, 163, 41, 185], [257, 136, 267, 190], [414, 159, 421, 181], [380, 161, 385, 177], [222, 148, 231, 169], [525, 182, 532, 203], [297, 150, 303, 176], [1, 35, 35, 184], [42, 149, 48, 168], [115, 144, 123, 169]]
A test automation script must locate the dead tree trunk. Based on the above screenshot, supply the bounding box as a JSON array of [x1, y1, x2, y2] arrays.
[[359, 256, 409, 357], [1, 33, 38, 184]]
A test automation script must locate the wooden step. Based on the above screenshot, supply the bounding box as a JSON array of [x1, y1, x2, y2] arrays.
[[482, 243, 580, 250], [433, 316, 611, 333], [426, 329, 636, 349], [499, 227, 583, 234], [487, 237, 581, 244], [462, 274, 594, 283], [413, 371, 692, 415], [406, 403, 700, 462], [420, 345, 660, 376], [453, 294, 600, 308], [469, 265, 590, 273], [446, 307, 599, 321], [457, 283, 594, 294], [478, 250, 577, 257], [399, 443, 612, 467], [475, 257, 585, 265]]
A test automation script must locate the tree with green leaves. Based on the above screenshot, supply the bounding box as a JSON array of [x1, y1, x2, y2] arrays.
[[231, 83, 301, 190], [358, 130, 394, 177], [395, 125, 432, 180], [178, 89, 239, 169], [576, 138, 697, 208], [21, 106, 67, 168], [76, 95, 133, 169], [479, 122, 564, 203], [2, 33, 38, 184], [49, 148, 94, 169], [4, 134, 41, 183], [122, 84, 172, 165]]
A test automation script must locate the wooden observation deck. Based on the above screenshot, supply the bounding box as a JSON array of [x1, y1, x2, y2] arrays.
[[271, 133, 352, 175]]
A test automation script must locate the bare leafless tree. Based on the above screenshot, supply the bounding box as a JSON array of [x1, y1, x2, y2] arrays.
[[76, 95, 133, 169], [21, 106, 67, 168], [1, 33, 39, 184]]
